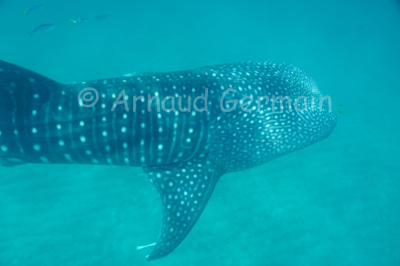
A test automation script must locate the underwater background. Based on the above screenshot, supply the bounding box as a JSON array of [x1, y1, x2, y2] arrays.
[[0, 0, 399, 265]]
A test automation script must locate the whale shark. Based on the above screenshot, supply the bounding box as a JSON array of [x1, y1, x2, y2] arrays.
[[0, 60, 337, 260]]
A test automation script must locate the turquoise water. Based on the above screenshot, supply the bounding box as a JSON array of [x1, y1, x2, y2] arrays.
[[1, 0, 400, 265]]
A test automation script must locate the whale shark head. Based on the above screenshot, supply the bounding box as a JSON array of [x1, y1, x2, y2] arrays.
[[209, 62, 337, 172], [261, 94, 338, 158], [258, 80, 337, 157], [253, 64, 337, 165]]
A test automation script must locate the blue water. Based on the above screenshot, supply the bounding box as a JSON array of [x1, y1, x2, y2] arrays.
[[1, 0, 399, 265]]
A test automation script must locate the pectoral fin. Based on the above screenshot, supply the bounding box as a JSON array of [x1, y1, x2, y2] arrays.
[[142, 159, 223, 261]]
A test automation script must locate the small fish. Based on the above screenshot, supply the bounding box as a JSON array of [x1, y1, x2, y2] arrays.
[[23, 4, 43, 17], [337, 104, 343, 107], [26, 23, 55, 38], [123, 72, 138, 77], [92, 14, 111, 21], [337, 110, 343, 114], [70, 18, 90, 27]]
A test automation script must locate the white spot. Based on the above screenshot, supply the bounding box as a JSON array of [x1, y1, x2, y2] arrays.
[[33, 144, 40, 151], [32, 110, 37, 116], [1, 145, 8, 152], [80, 121, 85, 126], [141, 123, 145, 128], [123, 143, 128, 149], [121, 127, 127, 133], [33, 94, 39, 99], [189, 128, 193, 133], [86, 150, 92, 155], [32, 128, 37, 134], [58, 106, 62, 111], [158, 144, 163, 150], [102, 131, 108, 137], [57, 124, 62, 130], [80, 136, 86, 142], [58, 140, 65, 146]]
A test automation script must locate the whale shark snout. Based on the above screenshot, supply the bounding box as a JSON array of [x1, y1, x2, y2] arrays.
[[270, 70, 337, 153], [266, 106, 337, 158]]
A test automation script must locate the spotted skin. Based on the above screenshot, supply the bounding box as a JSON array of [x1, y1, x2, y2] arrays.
[[0, 60, 337, 260]]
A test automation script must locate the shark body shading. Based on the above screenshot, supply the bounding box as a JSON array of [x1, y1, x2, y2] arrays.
[[0, 60, 336, 260]]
